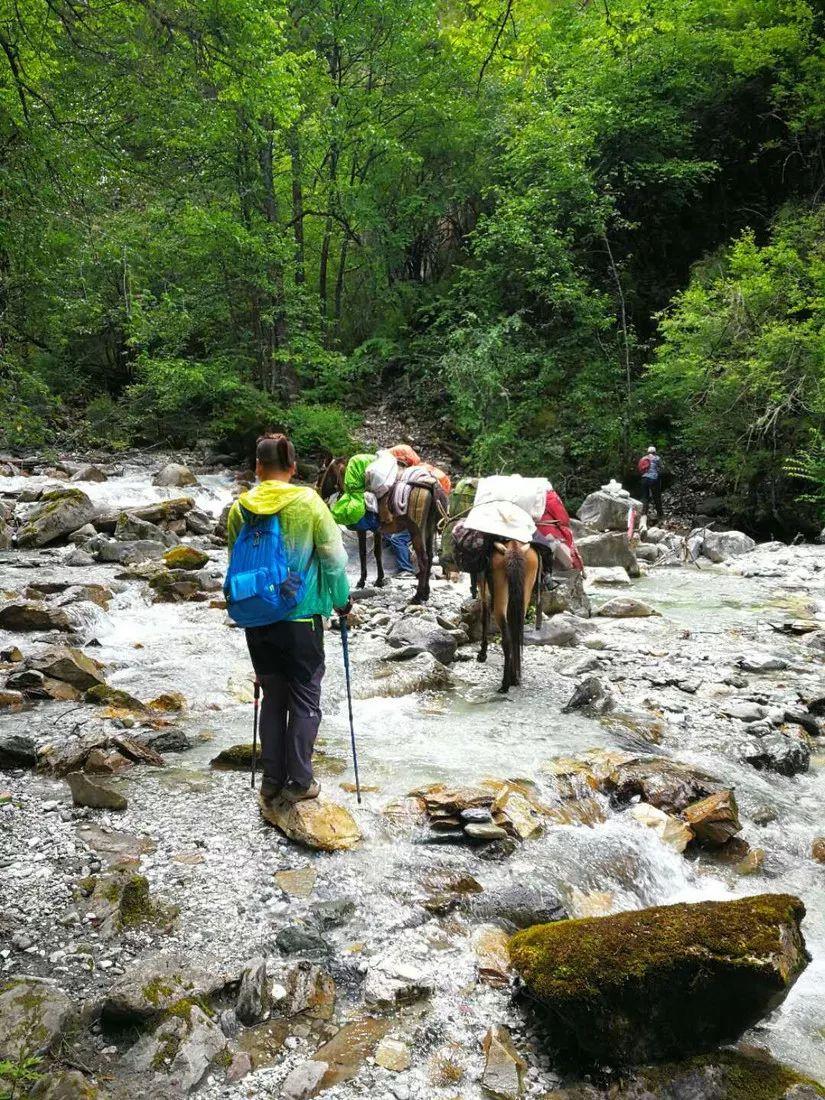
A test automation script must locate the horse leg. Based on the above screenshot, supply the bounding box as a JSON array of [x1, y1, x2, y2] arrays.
[[470, 572, 478, 600], [357, 531, 367, 589], [477, 575, 489, 663], [424, 509, 435, 601], [534, 558, 544, 632], [410, 524, 428, 604], [374, 532, 386, 587], [493, 552, 511, 692]]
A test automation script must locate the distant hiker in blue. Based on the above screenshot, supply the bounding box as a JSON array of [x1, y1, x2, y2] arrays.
[[638, 446, 664, 521], [226, 434, 351, 805]]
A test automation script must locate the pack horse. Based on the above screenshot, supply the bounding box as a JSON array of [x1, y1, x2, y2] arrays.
[[316, 454, 446, 605]]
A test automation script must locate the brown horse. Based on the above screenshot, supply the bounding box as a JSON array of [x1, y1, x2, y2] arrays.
[[477, 540, 540, 693], [316, 456, 445, 605]]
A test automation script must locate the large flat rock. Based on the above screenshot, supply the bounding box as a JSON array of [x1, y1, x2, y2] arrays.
[[0, 978, 73, 1060], [259, 794, 361, 852]]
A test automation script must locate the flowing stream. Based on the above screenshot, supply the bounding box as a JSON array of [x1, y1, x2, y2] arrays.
[[1, 461, 824, 1097]]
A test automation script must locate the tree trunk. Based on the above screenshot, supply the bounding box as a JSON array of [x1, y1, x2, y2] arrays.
[[289, 125, 305, 286]]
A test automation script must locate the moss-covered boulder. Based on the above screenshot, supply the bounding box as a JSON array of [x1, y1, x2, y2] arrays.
[[210, 743, 260, 770], [85, 683, 147, 713], [17, 488, 96, 547], [509, 894, 808, 1067], [0, 978, 73, 1060], [163, 545, 209, 571]]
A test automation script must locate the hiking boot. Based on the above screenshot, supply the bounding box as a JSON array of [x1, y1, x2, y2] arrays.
[[283, 780, 321, 803], [260, 777, 282, 803]]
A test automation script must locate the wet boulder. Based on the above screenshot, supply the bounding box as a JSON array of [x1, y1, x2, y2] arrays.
[[356, 652, 453, 698], [153, 462, 197, 488], [29, 646, 106, 690], [510, 893, 809, 1066], [600, 755, 721, 815], [698, 529, 756, 563], [0, 978, 73, 1060], [185, 507, 214, 535], [0, 732, 36, 767], [0, 688, 24, 709], [114, 511, 177, 545], [578, 490, 642, 532], [386, 615, 457, 664], [70, 465, 107, 483], [629, 803, 694, 853], [683, 790, 741, 847], [742, 730, 810, 776], [577, 532, 640, 577], [0, 602, 73, 633], [16, 488, 96, 547], [93, 537, 167, 564], [259, 793, 361, 852], [469, 882, 567, 931]]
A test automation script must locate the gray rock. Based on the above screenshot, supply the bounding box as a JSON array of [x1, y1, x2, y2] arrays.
[[596, 596, 657, 618], [114, 511, 178, 546], [30, 647, 105, 690], [235, 957, 269, 1025], [94, 537, 167, 564], [66, 771, 127, 811], [168, 1006, 227, 1093], [153, 463, 197, 488], [227, 1051, 252, 1083], [561, 653, 602, 677], [721, 700, 767, 722], [0, 519, 12, 550], [185, 507, 214, 535], [578, 490, 642, 532], [699, 528, 756, 563], [280, 1060, 329, 1100], [28, 1069, 100, 1099], [364, 961, 432, 1007], [742, 732, 810, 776], [7, 668, 47, 693], [65, 549, 94, 568], [68, 523, 97, 545], [16, 488, 96, 548], [0, 733, 36, 768], [525, 612, 596, 648], [0, 978, 73, 1060], [71, 465, 107, 483], [562, 675, 614, 714], [311, 899, 355, 929], [219, 1008, 240, 1038], [141, 728, 193, 753], [577, 532, 640, 577], [386, 616, 457, 665], [101, 951, 229, 1023], [736, 653, 788, 673], [464, 822, 508, 841], [469, 882, 567, 931], [276, 925, 330, 956]]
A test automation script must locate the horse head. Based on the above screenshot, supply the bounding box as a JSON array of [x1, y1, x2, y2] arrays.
[[315, 454, 346, 501]]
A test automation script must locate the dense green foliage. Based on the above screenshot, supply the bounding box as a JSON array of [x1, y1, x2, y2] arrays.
[[1, 0, 823, 524]]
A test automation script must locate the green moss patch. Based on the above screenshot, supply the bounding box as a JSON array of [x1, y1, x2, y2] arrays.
[[210, 743, 260, 770]]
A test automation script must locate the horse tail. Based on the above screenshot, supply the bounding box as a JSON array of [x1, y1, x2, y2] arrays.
[[505, 543, 526, 684]]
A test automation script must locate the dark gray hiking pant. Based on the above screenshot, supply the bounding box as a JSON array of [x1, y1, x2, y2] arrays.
[[245, 618, 325, 789]]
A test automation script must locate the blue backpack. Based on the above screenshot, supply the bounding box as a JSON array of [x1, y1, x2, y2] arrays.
[[224, 508, 306, 628]]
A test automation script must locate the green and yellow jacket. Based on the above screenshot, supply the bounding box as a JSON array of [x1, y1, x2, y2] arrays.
[[227, 480, 350, 620]]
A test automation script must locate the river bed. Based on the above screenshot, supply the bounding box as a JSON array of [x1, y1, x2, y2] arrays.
[[1, 461, 824, 1098]]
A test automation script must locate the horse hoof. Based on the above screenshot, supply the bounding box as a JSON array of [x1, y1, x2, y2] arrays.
[[498, 685, 510, 695], [477, 653, 487, 664], [375, 578, 386, 588], [356, 580, 366, 590]]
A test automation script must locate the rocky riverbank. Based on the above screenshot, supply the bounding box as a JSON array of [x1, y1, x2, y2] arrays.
[[1, 455, 824, 1099]]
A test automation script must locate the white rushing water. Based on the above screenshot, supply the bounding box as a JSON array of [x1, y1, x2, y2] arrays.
[[1, 463, 824, 1094]]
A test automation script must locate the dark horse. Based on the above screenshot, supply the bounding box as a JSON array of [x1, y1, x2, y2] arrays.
[[316, 456, 446, 604], [477, 539, 539, 693]]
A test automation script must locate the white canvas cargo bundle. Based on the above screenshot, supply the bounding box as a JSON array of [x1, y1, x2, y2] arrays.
[[463, 500, 536, 543], [364, 450, 399, 499], [473, 475, 550, 522]]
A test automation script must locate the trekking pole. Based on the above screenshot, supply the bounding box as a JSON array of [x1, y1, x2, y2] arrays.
[[339, 616, 362, 804], [251, 678, 260, 790]]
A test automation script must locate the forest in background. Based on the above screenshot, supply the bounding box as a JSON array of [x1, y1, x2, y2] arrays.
[[1, 0, 824, 529]]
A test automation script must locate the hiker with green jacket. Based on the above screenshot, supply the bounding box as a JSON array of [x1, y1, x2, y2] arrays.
[[227, 434, 351, 804]]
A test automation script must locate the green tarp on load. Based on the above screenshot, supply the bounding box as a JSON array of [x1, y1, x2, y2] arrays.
[[440, 476, 478, 567], [330, 453, 376, 527]]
